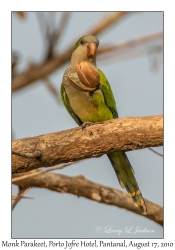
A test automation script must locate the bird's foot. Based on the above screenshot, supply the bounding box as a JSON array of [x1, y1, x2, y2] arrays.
[[81, 121, 94, 130]]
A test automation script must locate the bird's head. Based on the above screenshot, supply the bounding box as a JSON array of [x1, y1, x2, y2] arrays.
[[71, 35, 99, 64]]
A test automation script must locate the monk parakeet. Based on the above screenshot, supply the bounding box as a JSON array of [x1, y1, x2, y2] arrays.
[[60, 35, 147, 215]]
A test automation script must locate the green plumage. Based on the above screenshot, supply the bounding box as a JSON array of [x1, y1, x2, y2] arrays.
[[61, 35, 147, 215]]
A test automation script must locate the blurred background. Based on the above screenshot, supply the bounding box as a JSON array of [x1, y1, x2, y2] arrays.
[[12, 12, 163, 238]]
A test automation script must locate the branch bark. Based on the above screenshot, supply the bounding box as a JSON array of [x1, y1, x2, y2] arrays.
[[12, 115, 163, 174], [12, 170, 163, 226]]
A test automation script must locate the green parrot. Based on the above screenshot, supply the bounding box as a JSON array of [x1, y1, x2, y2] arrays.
[[60, 35, 147, 215]]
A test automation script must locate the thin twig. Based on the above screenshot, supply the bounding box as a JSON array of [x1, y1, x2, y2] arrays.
[[12, 161, 80, 182], [98, 45, 163, 65], [12, 161, 79, 209], [36, 12, 47, 39], [45, 13, 70, 59], [12, 187, 31, 210], [98, 32, 163, 56], [89, 12, 128, 36], [148, 147, 163, 157], [45, 13, 56, 59], [12, 195, 33, 200], [53, 12, 70, 47], [43, 78, 61, 103]]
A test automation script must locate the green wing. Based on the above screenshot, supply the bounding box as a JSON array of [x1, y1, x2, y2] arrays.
[[98, 69, 118, 118], [60, 69, 118, 124], [60, 83, 83, 125]]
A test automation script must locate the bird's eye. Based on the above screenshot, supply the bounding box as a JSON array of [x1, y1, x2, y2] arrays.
[[80, 40, 84, 45]]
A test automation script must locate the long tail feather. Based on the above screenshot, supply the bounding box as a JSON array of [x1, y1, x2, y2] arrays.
[[108, 151, 147, 215]]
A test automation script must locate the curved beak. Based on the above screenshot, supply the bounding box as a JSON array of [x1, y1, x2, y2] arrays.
[[87, 42, 97, 58]]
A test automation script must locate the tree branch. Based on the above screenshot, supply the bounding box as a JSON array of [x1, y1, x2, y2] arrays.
[[88, 12, 128, 36], [12, 12, 129, 92], [98, 32, 163, 55], [98, 45, 163, 65], [12, 170, 163, 226], [12, 115, 163, 174]]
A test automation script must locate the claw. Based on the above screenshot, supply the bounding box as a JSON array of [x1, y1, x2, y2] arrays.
[[81, 121, 94, 130]]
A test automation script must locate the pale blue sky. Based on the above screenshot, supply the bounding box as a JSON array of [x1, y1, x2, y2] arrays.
[[12, 12, 163, 238]]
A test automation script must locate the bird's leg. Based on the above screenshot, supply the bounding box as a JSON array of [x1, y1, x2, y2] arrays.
[[81, 121, 94, 130]]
